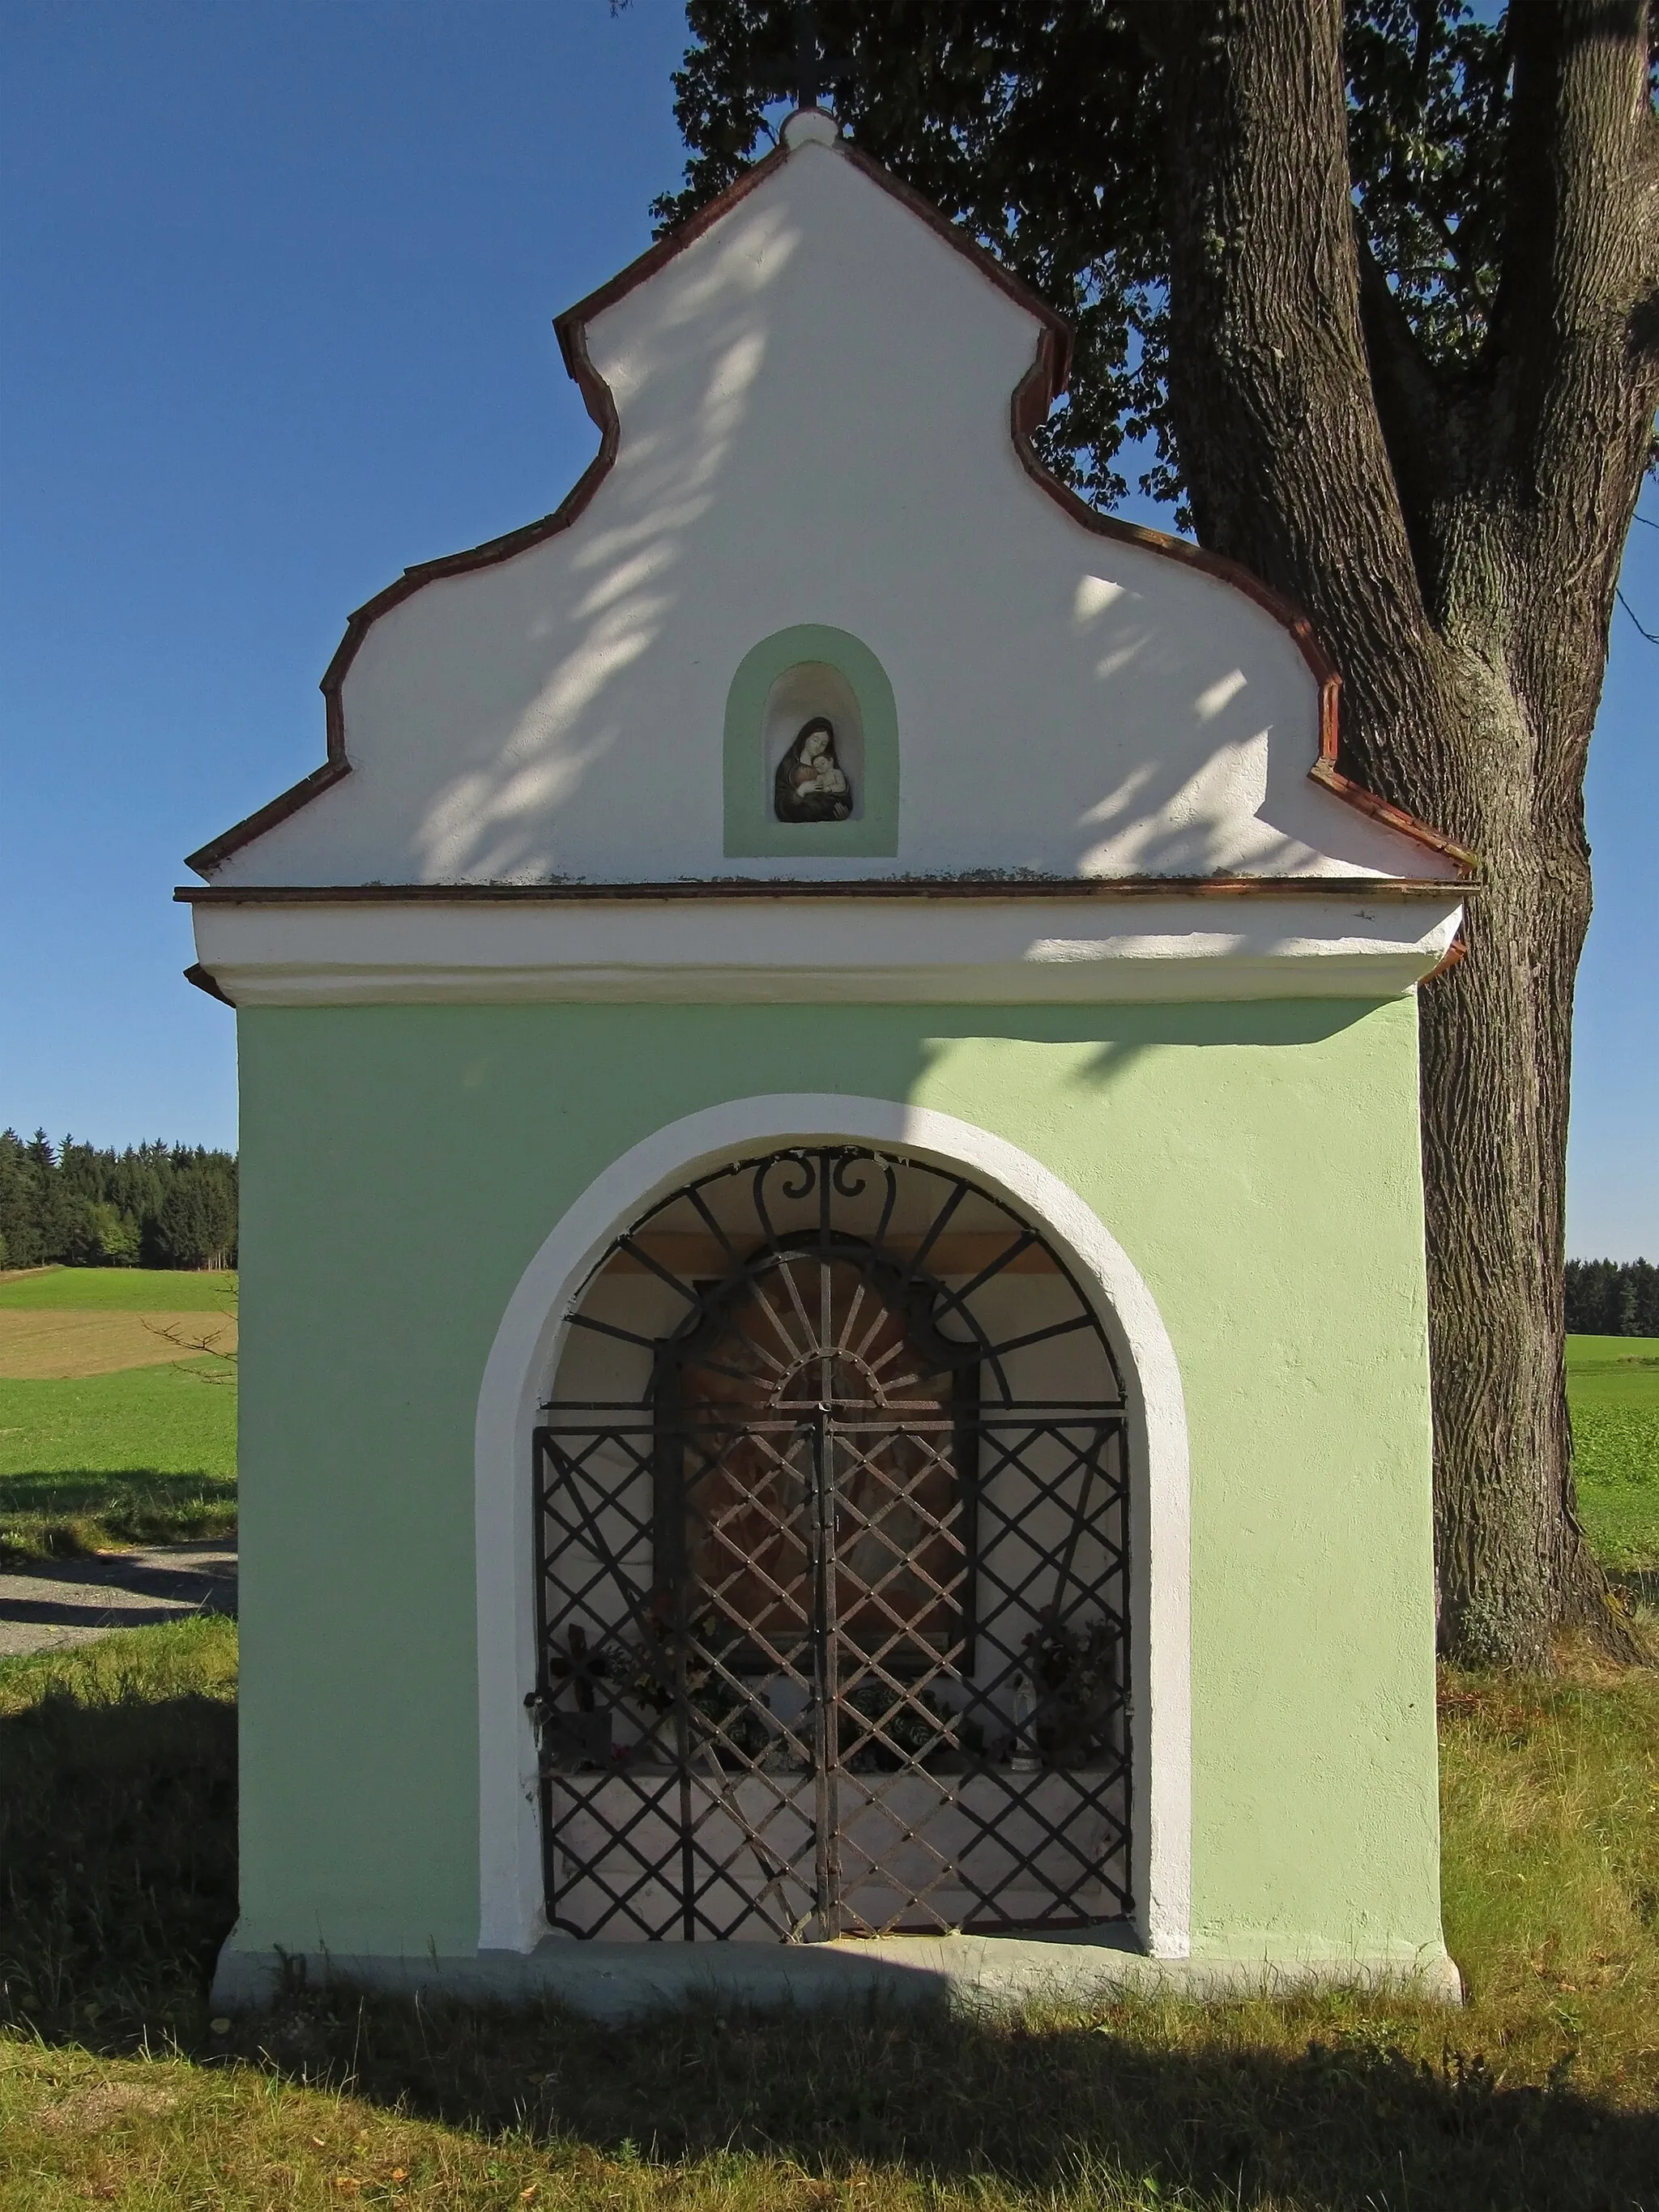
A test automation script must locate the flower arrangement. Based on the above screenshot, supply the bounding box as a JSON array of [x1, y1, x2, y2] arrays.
[[1017, 1615, 1119, 1767]]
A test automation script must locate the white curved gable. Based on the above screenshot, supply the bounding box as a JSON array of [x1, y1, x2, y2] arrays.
[[205, 121, 1452, 889]]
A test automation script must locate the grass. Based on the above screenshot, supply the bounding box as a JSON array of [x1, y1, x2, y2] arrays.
[[0, 1271, 237, 1558], [2, 1622, 1657, 2209], [0, 1267, 238, 1312], [0, 1360, 236, 1562], [1567, 1334, 1659, 1577]]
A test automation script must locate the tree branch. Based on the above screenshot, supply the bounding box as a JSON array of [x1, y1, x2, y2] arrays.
[[1351, 215, 1455, 585], [1451, 0, 1659, 782], [1491, 2, 1659, 536]]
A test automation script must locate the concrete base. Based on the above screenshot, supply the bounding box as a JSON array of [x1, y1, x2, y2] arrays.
[[212, 1929, 1463, 2020]]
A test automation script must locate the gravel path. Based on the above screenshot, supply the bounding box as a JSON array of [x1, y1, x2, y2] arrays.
[[0, 1542, 237, 1659]]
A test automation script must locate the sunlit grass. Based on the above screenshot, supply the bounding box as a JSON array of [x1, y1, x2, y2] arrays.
[[0, 1359, 237, 1562], [0, 1268, 238, 1312], [1567, 1336, 1659, 1574]]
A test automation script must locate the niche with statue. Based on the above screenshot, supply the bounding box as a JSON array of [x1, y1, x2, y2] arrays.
[[766, 661, 863, 824]]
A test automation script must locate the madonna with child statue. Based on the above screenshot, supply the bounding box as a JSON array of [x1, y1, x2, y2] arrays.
[[774, 716, 852, 823]]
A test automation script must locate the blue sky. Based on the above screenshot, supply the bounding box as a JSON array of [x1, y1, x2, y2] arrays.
[[2, 1, 1653, 1257]]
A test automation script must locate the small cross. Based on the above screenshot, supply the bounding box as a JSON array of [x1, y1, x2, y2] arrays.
[[762, 2, 851, 114], [548, 1624, 605, 1712]]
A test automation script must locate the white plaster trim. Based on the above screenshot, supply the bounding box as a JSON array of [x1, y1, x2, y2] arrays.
[[197, 896, 1462, 1008], [474, 1095, 1192, 1960]]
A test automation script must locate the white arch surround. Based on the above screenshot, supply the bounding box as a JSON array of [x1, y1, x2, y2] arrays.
[[474, 1096, 1192, 1961]]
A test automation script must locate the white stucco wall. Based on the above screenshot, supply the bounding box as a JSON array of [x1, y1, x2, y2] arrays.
[[207, 121, 1452, 890]]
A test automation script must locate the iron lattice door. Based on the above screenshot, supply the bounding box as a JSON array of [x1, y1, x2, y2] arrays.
[[531, 1147, 1132, 1942]]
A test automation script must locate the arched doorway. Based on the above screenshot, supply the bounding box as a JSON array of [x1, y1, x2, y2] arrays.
[[531, 1144, 1132, 1942]]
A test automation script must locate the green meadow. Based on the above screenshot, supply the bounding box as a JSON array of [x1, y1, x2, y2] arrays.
[[1, 1270, 1654, 1573], [1565, 1333, 1659, 1573], [0, 1271, 236, 1559], [0, 1267, 238, 1314], [0, 1366, 237, 1561]]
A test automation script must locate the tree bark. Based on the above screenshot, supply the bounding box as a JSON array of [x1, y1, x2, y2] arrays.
[[1154, 0, 1658, 1664]]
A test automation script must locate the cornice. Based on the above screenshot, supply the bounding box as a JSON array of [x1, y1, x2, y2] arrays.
[[176, 875, 1471, 908], [183, 881, 1465, 1009]]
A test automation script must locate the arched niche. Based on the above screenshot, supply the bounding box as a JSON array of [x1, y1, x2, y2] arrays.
[[722, 624, 899, 857]]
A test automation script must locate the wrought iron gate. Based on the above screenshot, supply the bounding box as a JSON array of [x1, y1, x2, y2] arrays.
[[531, 1147, 1132, 1941]]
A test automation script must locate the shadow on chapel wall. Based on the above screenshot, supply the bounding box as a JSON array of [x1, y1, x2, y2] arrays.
[[410, 207, 800, 883]]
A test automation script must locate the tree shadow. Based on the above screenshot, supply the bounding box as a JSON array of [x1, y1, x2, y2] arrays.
[[223, 1978, 1659, 2212], [0, 1682, 237, 2038], [0, 1545, 237, 1639], [0, 1472, 237, 1566], [0, 1472, 237, 1515]]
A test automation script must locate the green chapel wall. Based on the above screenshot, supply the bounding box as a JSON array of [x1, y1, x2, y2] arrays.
[[232, 995, 1442, 1963]]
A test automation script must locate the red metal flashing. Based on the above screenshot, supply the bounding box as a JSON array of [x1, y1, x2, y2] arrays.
[[1420, 931, 1469, 984], [185, 113, 1474, 886]]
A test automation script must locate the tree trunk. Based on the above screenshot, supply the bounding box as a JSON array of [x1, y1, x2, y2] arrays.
[[1154, 0, 1657, 1664], [1409, 645, 1609, 1668]]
